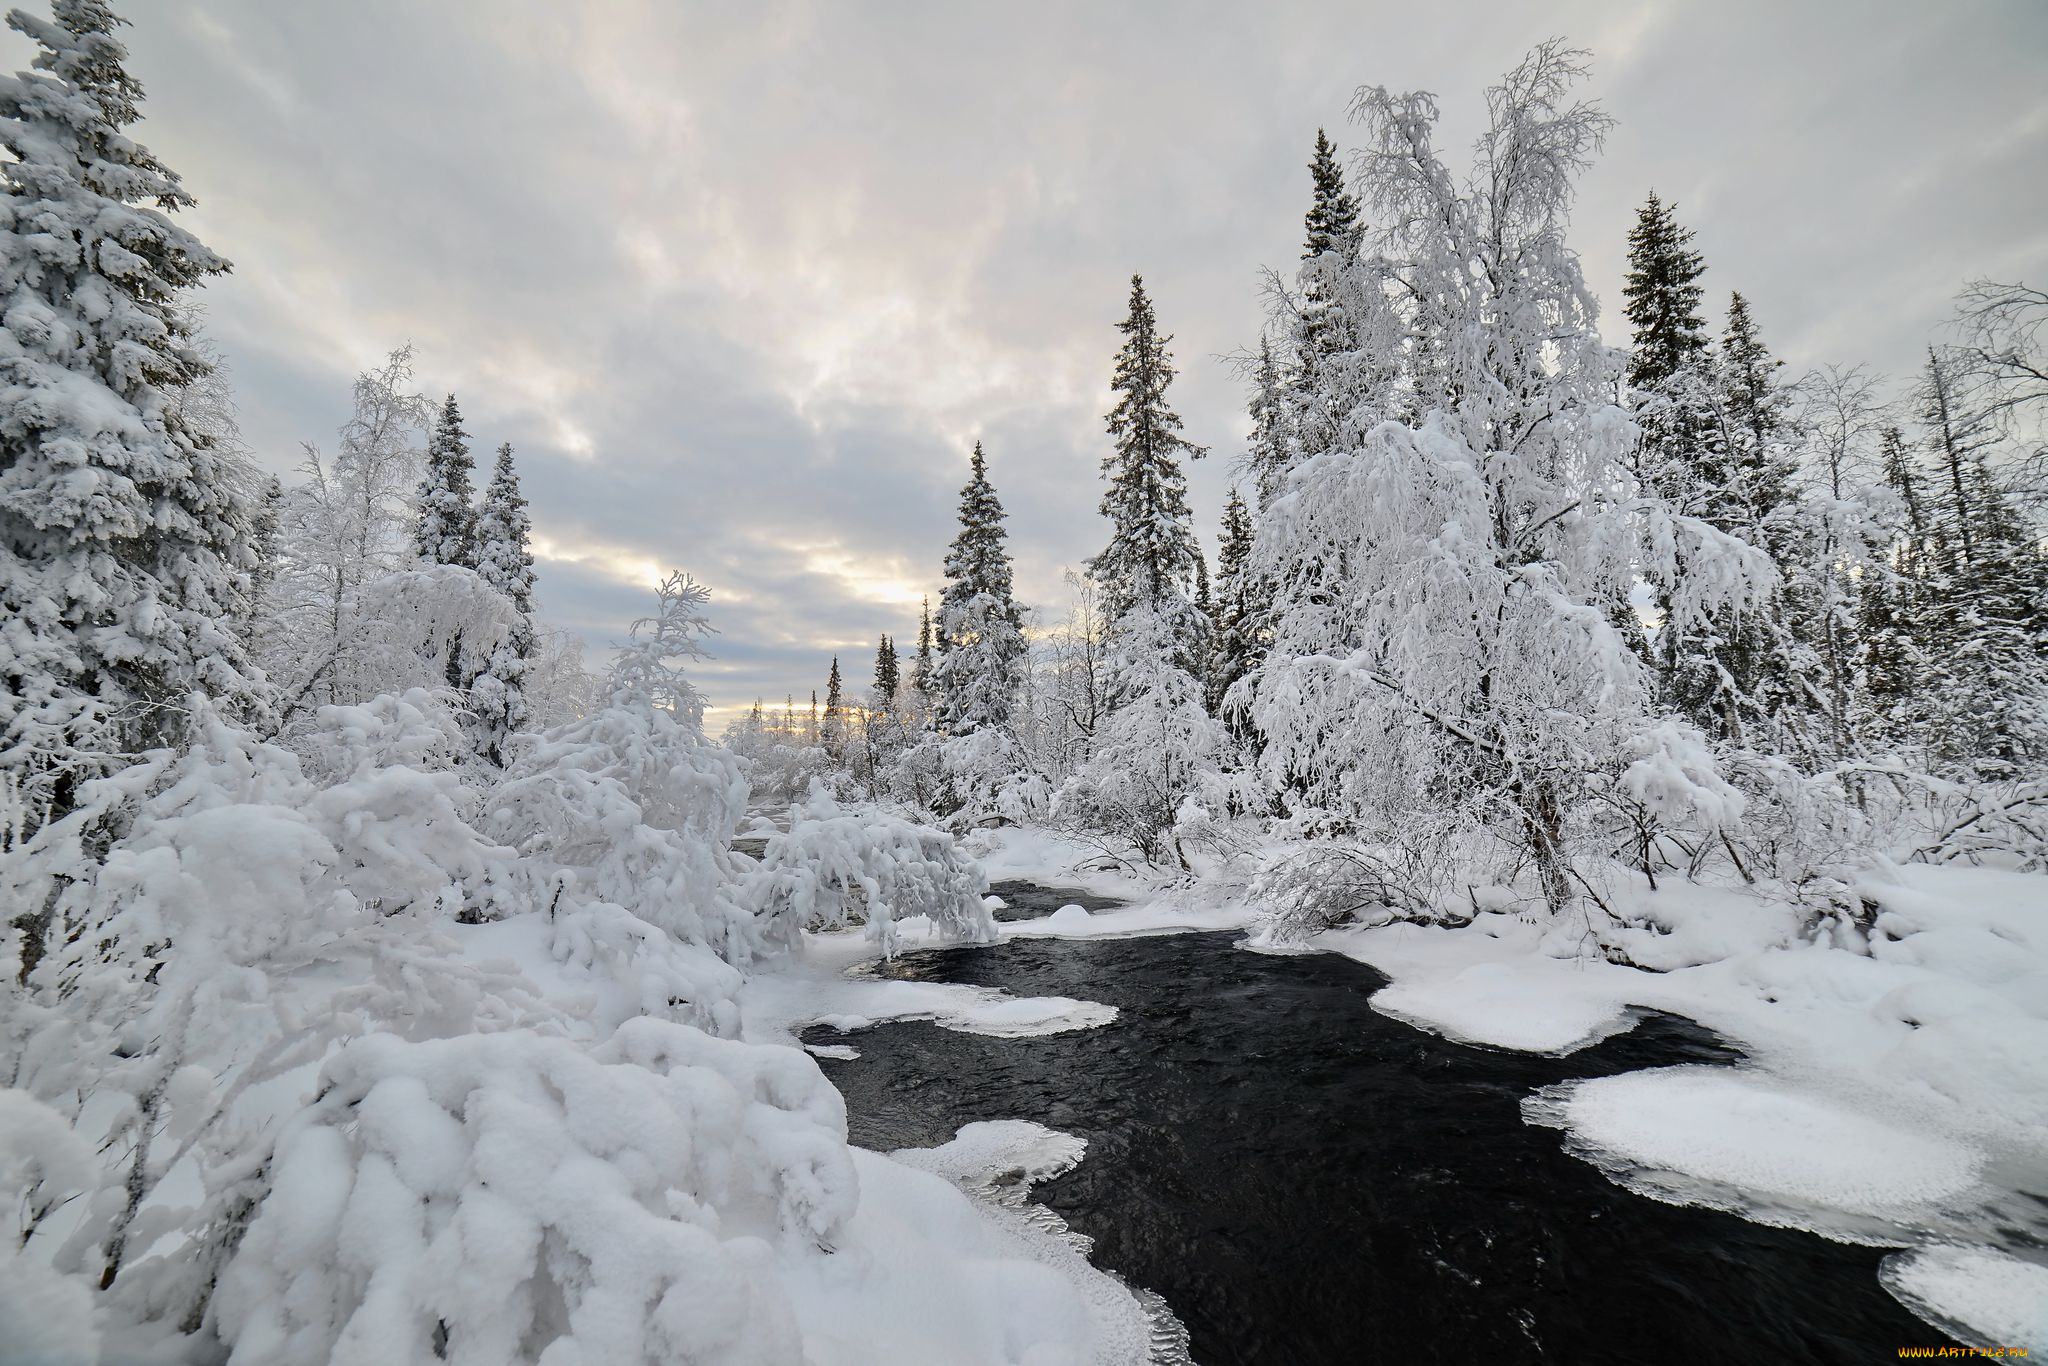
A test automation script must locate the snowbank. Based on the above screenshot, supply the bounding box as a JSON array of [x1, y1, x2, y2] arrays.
[[961, 826, 1154, 902], [789, 1123, 1164, 1366]]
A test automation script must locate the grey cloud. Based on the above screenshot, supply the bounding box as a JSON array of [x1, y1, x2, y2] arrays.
[[36, 0, 2044, 721]]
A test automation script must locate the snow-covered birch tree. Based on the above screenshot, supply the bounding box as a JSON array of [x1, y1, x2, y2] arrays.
[[1246, 44, 1766, 914]]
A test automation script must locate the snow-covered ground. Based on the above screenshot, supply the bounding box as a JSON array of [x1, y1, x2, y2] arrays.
[[450, 898, 1157, 1366]]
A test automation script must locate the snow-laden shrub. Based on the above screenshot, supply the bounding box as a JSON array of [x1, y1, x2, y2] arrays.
[[883, 728, 1049, 830], [271, 563, 521, 749], [0, 694, 535, 1323], [882, 730, 949, 815], [213, 1018, 854, 1366], [1055, 601, 1224, 867], [1248, 840, 1447, 943], [299, 689, 505, 916], [487, 572, 762, 1032], [0, 1090, 99, 1364], [1905, 773, 2048, 872], [490, 700, 757, 961], [745, 788, 994, 957], [722, 714, 836, 807], [937, 727, 1051, 828]]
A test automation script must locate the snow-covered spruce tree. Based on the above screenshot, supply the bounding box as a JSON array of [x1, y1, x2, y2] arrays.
[[911, 594, 935, 716], [1247, 44, 1765, 916], [1620, 192, 1769, 747], [413, 394, 478, 570], [1207, 486, 1259, 724], [1720, 293, 1800, 533], [469, 441, 534, 767], [847, 632, 905, 789], [1246, 333, 1288, 511], [0, 0, 257, 873], [241, 473, 283, 651], [1059, 276, 1223, 864], [1287, 130, 1367, 457], [1706, 292, 1817, 758], [412, 393, 482, 701], [932, 440, 1024, 734], [918, 441, 1039, 822], [1088, 277, 1208, 648], [821, 654, 844, 761], [873, 631, 898, 701]]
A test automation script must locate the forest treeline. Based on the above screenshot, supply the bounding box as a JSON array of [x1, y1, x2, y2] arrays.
[[734, 45, 2047, 928]]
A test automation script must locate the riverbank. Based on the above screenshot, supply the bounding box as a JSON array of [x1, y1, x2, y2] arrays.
[[924, 827, 2048, 1353]]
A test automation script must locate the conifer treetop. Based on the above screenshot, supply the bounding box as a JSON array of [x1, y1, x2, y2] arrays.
[[415, 394, 479, 569], [940, 441, 1019, 629], [1303, 128, 1360, 260], [1094, 274, 1206, 624], [476, 441, 534, 614], [1622, 190, 1709, 391]]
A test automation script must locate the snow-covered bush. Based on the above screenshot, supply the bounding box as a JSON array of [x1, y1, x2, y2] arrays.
[[0, 693, 534, 1322], [722, 706, 837, 807], [488, 572, 761, 1032], [1248, 839, 1449, 942], [271, 563, 522, 750], [746, 787, 994, 957], [0, 1090, 99, 1364], [937, 726, 1051, 828], [1056, 604, 1225, 866], [212, 1018, 855, 1366]]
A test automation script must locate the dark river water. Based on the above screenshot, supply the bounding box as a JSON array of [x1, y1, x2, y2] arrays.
[[805, 883, 1958, 1366]]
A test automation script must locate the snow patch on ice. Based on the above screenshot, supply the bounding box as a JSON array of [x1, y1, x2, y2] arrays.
[[1524, 1067, 1988, 1241], [1879, 1245, 2048, 1352], [742, 934, 1118, 1047], [1372, 960, 1640, 1054], [1005, 898, 1259, 942]]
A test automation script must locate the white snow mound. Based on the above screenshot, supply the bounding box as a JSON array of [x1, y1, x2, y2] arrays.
[[1527, 1066, 1985, 1229], [1879, 1244, 2048, 1351]]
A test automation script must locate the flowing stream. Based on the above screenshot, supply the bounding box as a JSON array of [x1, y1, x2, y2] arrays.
[[804, 881, 1961, 1365]]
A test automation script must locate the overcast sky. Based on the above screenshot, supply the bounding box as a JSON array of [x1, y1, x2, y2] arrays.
[[30, 1, 2045, 724]]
